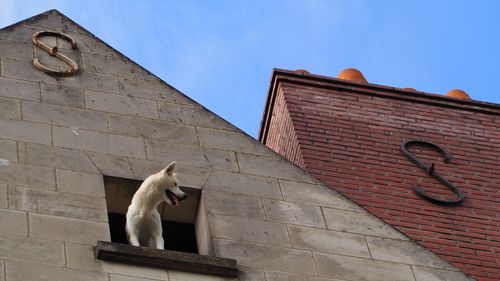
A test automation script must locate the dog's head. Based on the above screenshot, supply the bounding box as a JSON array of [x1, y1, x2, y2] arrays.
[[161, 161, 187, 207]]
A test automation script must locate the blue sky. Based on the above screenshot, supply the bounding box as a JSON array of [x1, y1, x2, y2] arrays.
[[2, 1, 499, 137]]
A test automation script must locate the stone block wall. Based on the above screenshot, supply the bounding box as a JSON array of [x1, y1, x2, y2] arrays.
[[0, 10, 471, 281]]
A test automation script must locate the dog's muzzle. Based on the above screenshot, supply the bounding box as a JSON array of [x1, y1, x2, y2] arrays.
[[165, 190, 187, 207]]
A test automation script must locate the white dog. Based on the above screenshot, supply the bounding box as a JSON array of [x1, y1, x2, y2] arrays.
[[125, 161, 187, 249]]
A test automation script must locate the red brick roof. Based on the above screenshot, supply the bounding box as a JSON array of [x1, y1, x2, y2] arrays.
[[260, 69, 500, 281]]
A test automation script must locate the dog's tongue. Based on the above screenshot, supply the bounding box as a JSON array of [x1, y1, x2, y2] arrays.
[[170, 194, 179, 207]]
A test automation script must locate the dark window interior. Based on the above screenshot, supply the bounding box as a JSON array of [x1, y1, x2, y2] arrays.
[[108, 212, 197, 253], [104, 176, 200, 254]]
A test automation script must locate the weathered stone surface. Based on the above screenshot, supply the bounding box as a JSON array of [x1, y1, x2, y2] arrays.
[[0, 77, 40, 101], [0, 157, 11, 168], [87, 154, 206, 187], [196, 199, 213, 256], [288, 225, 370, 258], [204, 171, 281, 199], [41, 83, 85, 108], [158, 102, 237, 131], [2, 59, 61, 84], [109, 274, 165, 281], [0, 163, 55, 189], [125, 157, 167, 180], [24, 10, 83, 32], [119, 76, 192, 104], [0, 117, 51, 145], [65, 31, 116, 56], [314, 252, 415, 281], [308, 277, 347, 281], [168, 163, 210, 188], [263, 271, 340, 281], [87, 153, 209, 186], [63, 71, 120, 93], [208, 214, 290, 247], [263, 199, 325, 228], [198, 128, 270, 155], [0, 97, 20, 119], [86, 152, 136, 179], [197, 222, 212, 256], [0, 139, 17, 162], [65, 243, 105, 271], [146, 140, 238, 172], [53, 126, 146, 158], [0, 260, 3, 281], [237, 153, 318, 184], [22, 101, 108, 131], [84, 52, 151, 80], [203, 190, 266, 220], [9, 185, 107, 221], [29, 213, 110, 244], [0, 209, 27, 235], [18, 142, 98, 173], [56, 169, 104, 196], [0, 234, 64, 265], [412, 266, 471, 281], [366, 236, 455, 269], [237, 266, 265, 281], [109, 114, 198, 145], [214, 239, 316, 275], [102, 262, 168, 281], [86, 90, 158, 119], [323, 208, 409, 240], [0, 184, 7, 208], [0, 25, 39, 43], [6, 260, 108, 281], [169, 270, 236, 281], [264, 271, 300, 281], [0, 40, 33, 61], [280, 180, 360, 210]]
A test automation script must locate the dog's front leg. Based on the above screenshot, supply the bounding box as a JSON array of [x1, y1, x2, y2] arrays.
[[126, 218, 142, 247], [128, 232, 141, 247], [154, 235, 164, 250]]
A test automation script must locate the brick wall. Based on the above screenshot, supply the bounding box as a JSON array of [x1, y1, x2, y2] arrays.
[[264, 87, 306, 169], [261, 70, 500, 281]]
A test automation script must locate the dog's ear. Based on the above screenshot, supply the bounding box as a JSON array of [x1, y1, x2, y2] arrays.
[[164, 161, 176, 176]]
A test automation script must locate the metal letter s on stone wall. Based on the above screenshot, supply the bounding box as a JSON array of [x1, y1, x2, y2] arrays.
[[32, 30, 79, 76]]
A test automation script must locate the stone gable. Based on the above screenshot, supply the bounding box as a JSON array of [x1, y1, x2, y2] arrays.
[[0, 10, 471, 281]]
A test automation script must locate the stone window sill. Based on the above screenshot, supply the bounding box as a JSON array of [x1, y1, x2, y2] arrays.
[[95, 241, 238, 277]]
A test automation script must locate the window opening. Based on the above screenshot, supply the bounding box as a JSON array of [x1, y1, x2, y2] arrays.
[[104, 176, 201, 254]]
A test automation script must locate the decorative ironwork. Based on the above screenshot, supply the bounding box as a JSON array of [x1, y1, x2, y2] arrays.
[[32, 30, 79, 76], [400, 139, 464, 205]]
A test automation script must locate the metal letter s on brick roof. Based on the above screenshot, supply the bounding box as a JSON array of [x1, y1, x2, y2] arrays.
[[401, 140, 464, 205]]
